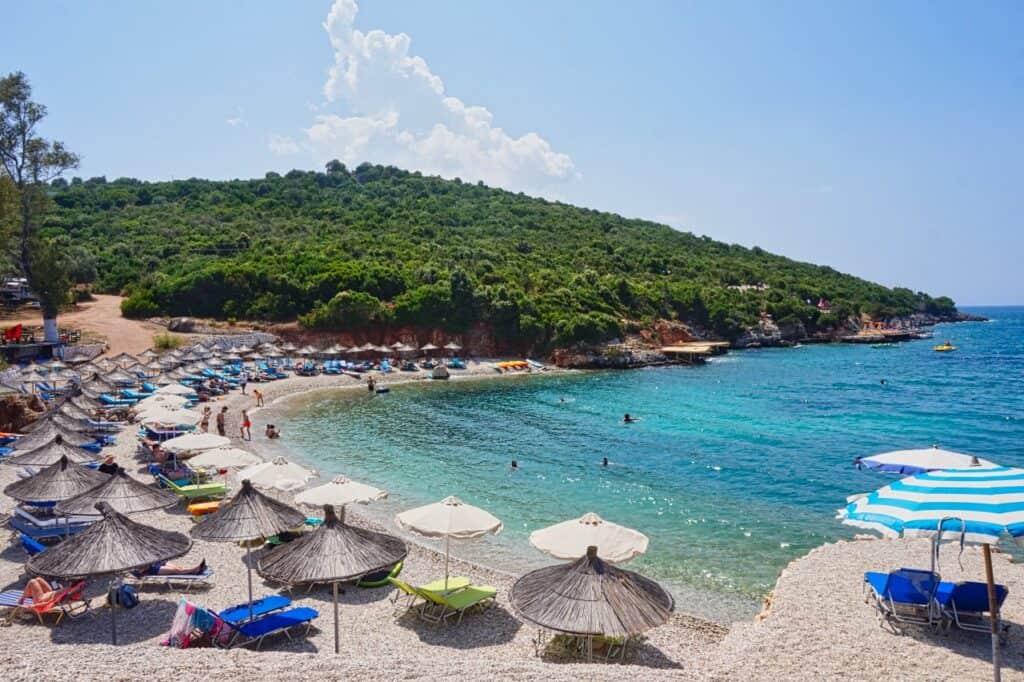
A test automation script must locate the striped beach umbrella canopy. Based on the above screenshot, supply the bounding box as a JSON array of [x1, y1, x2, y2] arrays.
[[840, 466, 1024, 679]]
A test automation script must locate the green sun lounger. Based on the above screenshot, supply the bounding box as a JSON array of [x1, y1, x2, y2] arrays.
[[388, 577, 495, 624], [157, 474, 228, 500]]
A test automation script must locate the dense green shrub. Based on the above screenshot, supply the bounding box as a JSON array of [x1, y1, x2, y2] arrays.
[[48, 163, 955, 351]]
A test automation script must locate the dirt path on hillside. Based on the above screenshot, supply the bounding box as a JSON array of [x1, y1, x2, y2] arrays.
[[2, 294, 163, 356]]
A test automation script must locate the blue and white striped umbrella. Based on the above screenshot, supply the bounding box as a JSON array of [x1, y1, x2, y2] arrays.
[[840, 466, 1024, 544]]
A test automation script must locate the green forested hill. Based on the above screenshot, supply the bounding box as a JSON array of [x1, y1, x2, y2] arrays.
[[41, 163, 954, 351]]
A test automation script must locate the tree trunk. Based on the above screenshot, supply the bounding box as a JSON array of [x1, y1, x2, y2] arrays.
[[43, 317, 59, 343]]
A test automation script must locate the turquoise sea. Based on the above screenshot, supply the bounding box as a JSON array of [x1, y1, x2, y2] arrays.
[[260, 307, 1024, 622]]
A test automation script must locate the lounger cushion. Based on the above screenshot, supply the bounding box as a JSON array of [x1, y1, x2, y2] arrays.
[[438, 586, 496, 610], [137, 568, 214, 582], [219, 594, 292, 624], [235, 607, 318, 638]]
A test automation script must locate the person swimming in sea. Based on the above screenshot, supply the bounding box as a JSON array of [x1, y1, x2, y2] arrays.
[[602, 457, 609, 467], [511, 459, 518, 470], [559, 397, 566, 403], [623, 413, 636, 423]]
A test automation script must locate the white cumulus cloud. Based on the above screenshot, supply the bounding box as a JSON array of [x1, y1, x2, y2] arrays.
[[290, 0, 575, 192]]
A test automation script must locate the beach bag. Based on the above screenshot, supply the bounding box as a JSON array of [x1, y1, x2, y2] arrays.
[[108, 584, 139, 609]]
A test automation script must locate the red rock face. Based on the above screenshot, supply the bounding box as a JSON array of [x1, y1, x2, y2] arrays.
[[0, 394, 45, 433]]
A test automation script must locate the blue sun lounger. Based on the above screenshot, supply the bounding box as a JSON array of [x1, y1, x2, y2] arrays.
[[936, 580, 1010, 639], [19, 533, 46, 556], [221, 607, 318, 649], [864, 568, 942, 629], [129, 567, 215, 592], [218, 594, 292, 624]]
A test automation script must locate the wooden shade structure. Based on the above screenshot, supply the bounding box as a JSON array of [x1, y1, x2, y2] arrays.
[[27, 502, 192, 644], [3, 454, 108, 503], [510, 546, 674, 639], [4, 435, 98, 467], [191, 479, 305, 619], [14, 420, 92, 451], [258, 505, 407, 653], [56, 468, 179, 516]]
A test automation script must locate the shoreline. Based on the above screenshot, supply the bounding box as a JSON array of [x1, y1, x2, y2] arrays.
[[237, 365, 762, 625]]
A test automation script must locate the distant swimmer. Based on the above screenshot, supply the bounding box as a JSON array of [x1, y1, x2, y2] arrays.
[[880, 379, 887, 385], [559, 397, 566, 403], [623, 413, 637, 423], [602, 457, 609, 467], [511, 459, 518, 470]]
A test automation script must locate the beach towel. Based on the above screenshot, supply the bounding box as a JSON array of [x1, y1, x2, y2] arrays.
[[163, 599, 230, 649]]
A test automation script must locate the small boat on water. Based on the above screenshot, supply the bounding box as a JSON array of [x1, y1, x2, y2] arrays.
[[934, 341, 957, 353]]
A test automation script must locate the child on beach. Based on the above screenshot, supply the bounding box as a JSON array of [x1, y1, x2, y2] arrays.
[[216, 407, 227, 436], [240, 409, 252, 441], [200, 406, 211, 432], [253, 389, 264, 407]]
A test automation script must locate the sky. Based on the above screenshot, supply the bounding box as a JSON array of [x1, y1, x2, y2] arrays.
[[6, 1, 1022, 304]]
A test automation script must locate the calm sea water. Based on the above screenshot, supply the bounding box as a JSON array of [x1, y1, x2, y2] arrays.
[[260, 307, 1024, 622]]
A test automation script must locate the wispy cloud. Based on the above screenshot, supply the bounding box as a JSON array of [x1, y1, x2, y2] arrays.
[[225, 116, 244, 127], [268, 135, 301, 155], [275, 0, 576, 193]]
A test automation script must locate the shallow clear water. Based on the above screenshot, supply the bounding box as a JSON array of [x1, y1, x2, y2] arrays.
[[260, 307, 1024, 622]]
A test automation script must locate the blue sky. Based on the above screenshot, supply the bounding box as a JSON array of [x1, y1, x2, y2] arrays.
[[7, 1, 1022, 304]]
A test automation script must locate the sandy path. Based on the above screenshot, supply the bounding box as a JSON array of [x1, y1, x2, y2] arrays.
[[3, 294, 163, 357]]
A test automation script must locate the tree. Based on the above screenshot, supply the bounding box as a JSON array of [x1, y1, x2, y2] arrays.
[[0, 72, 78, 340]]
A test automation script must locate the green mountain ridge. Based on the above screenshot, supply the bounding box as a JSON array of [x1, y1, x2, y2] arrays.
[[42, 163, 955, 352]]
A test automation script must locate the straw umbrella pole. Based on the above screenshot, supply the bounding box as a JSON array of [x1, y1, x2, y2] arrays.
[[27, 502, 191, 644], [258, 504, 407, 653], [190, 479, 305, 620]]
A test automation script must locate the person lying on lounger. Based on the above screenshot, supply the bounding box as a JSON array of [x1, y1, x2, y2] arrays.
[[131, 558, 207, 577], [19, 577, 60, 605]]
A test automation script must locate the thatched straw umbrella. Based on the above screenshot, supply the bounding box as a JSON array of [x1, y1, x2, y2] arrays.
[[27, 502, 191, 644], [25, 411, 91, 436], [190, 480, 305, 619], [57, 401, 93, 422], [4, 435, 98, 467], [3, 454, 108, 503], [15, 419, 91, 451], [258, 505, 407, 653], [510, 546, 674, 657], [56, 468, 178, 516]]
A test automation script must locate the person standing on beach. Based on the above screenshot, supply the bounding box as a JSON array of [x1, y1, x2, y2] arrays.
[[254, 389, 264, 407], [240, 375, 247, 395], [216, 407, 227, 436], [200, 406, 211, 433], [240, 409, 252, 441]]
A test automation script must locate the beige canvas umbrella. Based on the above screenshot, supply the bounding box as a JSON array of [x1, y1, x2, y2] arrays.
[[237, 456, 317, 492], [294, 475, 387, 509], [191, 480, 306, 619], [189, 446, 263, 469], [28, 502, 191, 644], [395, 496, 502, 590], [162, 432, 230, 454], [529, 512, 649, 564], [258, 504, 407, 653]]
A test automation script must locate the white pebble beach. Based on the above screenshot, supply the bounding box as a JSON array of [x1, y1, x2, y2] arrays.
[[1, 366, 1021, 681]]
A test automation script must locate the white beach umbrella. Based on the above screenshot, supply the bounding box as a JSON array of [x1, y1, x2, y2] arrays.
[[420, 343, 438, 352], [154, 383, 195, 396], [136, 407, 203, 426], [443, 342, 462, 351], [162, 432, 231, 454], [529, 512, 649, 563], [134, 394, 190, 412], [189, 446, 263, 469], [395, 496, 502, 590], [855, 445, 996, 475], [294, 475, 387, 509], [237, 456, 317, 492]]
